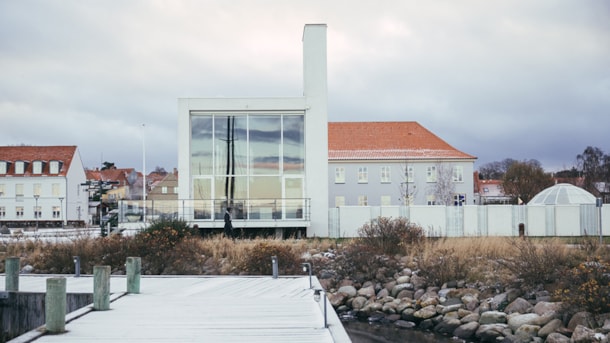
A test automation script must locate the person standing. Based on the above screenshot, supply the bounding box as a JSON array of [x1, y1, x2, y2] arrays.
[[223, 207, 233, 239]]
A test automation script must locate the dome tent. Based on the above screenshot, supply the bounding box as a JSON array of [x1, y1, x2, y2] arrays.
[[528, 183, 596, 205]]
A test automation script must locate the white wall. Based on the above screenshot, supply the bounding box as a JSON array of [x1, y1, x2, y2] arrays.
[[329, 204, 610, 238]]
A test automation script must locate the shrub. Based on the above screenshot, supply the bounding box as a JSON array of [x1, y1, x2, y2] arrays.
[[497, 238, 572, 290], [236, 241, 301, 275], [554, 260, 610, 315], [416, 247, 469, 287], [357, 217, 424, 255]]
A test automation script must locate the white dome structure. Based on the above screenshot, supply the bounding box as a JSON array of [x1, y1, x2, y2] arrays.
[[528, 183, 596, 205]]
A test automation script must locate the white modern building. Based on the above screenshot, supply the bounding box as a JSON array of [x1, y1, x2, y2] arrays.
[[0, 146, 89, 228], [177, 24, 328, 237]]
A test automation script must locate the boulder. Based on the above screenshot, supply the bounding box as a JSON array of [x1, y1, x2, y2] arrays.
[[507, 313, 540, 332], [337, 285, 357, 298], [513, 324, 540, 343], [479, 310, 507, 324], [538, 318, 563, 338], [395, 320, 416, 329], [357, 285, 375, 298], [351, 296, 368, 310], [533, 301, 562, 316], [434, 318, 461, 335], [571, 324, 606, 343], [391, 283, 414, 297], [461, 312, 480, 324], [413, 305, 437, 320], [505, 297, 533, 314], [568, 311, 595, 331], [544, 332, 571, 343], [475, 323, 510, 342], [396, 275, 410, 284], [454, 321, 479, 339]]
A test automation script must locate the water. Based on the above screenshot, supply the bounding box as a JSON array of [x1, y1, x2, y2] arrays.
[[343, 320, 463, 343]]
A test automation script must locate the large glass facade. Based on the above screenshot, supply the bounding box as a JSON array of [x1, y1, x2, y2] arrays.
[[190, 113, 305, 220]]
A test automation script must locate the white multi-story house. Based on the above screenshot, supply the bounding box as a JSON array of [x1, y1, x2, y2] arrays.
[[328, 122, 476, 207], [0, 146, 89, 229]]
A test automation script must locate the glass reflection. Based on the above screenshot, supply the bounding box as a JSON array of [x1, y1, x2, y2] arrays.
[[283, 116, 304, 174], [191, 116, 213, 176], [249, 116, 281, 175]]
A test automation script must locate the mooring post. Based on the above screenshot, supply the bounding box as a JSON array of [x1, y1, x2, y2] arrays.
[[93, 265, 111, 311], [5, 257, 20, 292], [73, 256, 81, 277], [271, 255, 278, 279], [46, 277, 67, 333], [126, 257, 141, 294]]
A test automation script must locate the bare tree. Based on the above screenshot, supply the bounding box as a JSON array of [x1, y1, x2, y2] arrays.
[[577, 146, 607, 195], [399, 162, 418, 205], [432, 163, 455, 205], [501, 161, 554, 203]]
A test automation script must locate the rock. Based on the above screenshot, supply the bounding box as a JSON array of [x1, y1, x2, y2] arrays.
[[434, 318, 461, 335], [545, 332, 571, 343], [491, 292, 509, 311], [571, 324, 605, 343], [438, 288, 455, 298], [505, 297, 533, 314], [602, 318, 610, 334], [413, 288, 425, 300], [351, 296, 367, 310], [396, 275, 410, 284], [454, 321, 479, 339], [395, 289, 414, 299], [337, 285, 357, 298], [395, 320, 416, 329], [538, 318, 563, 338], [513, 324, 540, 343], [328, 292, 347, 307], [21, 265, 34, 273], [419, 319, 435, 331], [382, 301, 398, 314], [479, 310, 507, 324], [461, 312, 480, 323], [418, 291, 439, 307], [533, 301, 562, 316], [438, 303, 463, 314], [410, 273, 427, 290], [507, 313, 540, 332], [391, 283, 413, 297], [357, 285, 375, 298], [568, 311, 595, 331], [377, 288, 390, 298], [475, 323, 510, 342], [413, 305, 437, 320], [401, 308, 417, 322]]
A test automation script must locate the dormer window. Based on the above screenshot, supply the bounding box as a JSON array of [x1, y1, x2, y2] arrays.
[[49, 161, 61, 174], [15, 161, 25, 174], [33, 160, 44, 174], [0, 161, 7, 174]]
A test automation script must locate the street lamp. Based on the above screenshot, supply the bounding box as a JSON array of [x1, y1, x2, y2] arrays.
[[34, 194, 40, 231], [59, 197, 64, 229], [313, 289, 328, 328], [302, 262, 312, 289]]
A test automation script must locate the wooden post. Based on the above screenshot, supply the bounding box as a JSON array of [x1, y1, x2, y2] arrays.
[[5, 257, 20, 292], [93, 265, 110, 311], [126, 257, 141, 294], [45, 277, 66, 333]]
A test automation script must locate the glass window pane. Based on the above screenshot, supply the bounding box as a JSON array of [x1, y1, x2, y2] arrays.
[[283, 115, 304, 174], [214, 115, 247, 176], [249, 116, 281, 175], [191, 116, 214, 176]]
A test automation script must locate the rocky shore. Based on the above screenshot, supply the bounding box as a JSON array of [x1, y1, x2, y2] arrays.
[[313, 254, 610, 343]]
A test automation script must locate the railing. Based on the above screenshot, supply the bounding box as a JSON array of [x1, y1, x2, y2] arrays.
[[113, 198, 311, 224]]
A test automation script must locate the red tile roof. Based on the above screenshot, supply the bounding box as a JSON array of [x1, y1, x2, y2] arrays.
[[328, 122, 476, 160], [0, 145, 77, 176]]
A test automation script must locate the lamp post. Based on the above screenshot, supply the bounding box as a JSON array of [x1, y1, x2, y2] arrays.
[[142, 123, 146, 225], [34, 194, 40, 231], [59, 197, 64, 229], [313, 289, 328, 328], [302, 262, 312, 289]]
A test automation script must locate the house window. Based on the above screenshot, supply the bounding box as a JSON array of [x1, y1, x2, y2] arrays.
[[405, 165, 414, 183], [426, 166, 437, 182], [52, 184, 60, 197], [358, 167, 368, 183], [454, 194, 466, 206], [483, 187, 489, 193], [380, 166, 391, 183], [0, 206, 5, 218], [173, 187, 178, 194], [33, 183, 42, 197], [452, 166, 464, 182], [335, 196, 345, 207], [33, 161, 43, 174], [52, 206, 61, 218], [15, 161, 25, 174], [15, 184, 24, 199], [16, 206, 24, 218], [0, 161, 7, 174], [162, 186, 168, 194], [34, 206, 41, 219], [0, 184, 4, 196], [381, 195, 391, 206], [49, 161, 61, 174], [426, 195, 436, 205], [358, 195, 368, 206], [334, 167, 345, 184]]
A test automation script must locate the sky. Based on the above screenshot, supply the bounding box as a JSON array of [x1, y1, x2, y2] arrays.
[[1, 1, 609, 173]]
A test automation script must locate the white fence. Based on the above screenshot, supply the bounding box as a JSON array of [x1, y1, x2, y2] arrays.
[[328, 204, 610, 238]]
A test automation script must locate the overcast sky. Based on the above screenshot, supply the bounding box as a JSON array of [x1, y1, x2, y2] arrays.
[[1, 1, 608, 173]]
